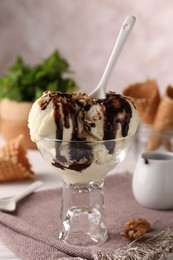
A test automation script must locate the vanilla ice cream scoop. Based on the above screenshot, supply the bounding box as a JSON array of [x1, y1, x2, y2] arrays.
[[28, 91, 139, 179], [28, 91, 139, 143]]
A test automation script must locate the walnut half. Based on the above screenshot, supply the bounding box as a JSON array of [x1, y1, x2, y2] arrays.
[[120, 218, 151, 240]]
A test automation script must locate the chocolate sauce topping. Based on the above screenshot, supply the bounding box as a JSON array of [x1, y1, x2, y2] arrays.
[[142, 154, 149, 164], [38, 91, 134, 172], [103, 93, 132, 140]]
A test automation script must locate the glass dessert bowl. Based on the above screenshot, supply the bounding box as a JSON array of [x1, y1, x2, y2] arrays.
[[37, 135, 134, 246]]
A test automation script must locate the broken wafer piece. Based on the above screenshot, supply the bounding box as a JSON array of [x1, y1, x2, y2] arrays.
[[123, 79, 160, 124], [147, 86, 173, 151], [0, 135, 34, 182]]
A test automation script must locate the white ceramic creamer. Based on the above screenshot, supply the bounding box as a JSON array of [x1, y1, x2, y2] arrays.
[[132, 151, 173, 210]]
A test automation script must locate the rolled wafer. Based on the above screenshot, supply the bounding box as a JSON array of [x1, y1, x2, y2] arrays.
[[147, 86, 173, 151], [123, 79, 161, 124], [0, 135, 34, 182]]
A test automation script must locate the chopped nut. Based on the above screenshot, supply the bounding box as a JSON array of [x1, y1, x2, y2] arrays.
[[120, 218, 151, 240]]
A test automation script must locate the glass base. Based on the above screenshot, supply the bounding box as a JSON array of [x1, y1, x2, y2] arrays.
[[59, 180, 108, 246]]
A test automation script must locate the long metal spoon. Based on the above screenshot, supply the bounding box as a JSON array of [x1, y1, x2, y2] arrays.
[[0, 180, 43, 212], [89, 15, 136, 99]]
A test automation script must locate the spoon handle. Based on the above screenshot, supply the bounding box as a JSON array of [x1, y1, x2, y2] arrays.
[[90, 15, 136, 98], [100, 15, 136, 90], [14, 181, 43, 203]]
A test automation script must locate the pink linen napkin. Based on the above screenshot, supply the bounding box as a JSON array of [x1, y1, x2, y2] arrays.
[[0, 173, 173, 260]]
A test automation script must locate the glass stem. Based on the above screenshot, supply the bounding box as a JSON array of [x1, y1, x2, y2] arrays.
[[59, 179, 108, 246]]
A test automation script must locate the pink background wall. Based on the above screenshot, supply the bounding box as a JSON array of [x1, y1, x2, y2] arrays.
[[0, 0, 173, 95]]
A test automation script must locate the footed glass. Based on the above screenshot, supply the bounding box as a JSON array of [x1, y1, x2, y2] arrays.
[[37, 135, 133, 246]]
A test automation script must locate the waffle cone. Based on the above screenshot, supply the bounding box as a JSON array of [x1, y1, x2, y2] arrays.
[[123, 79, 160, 124], [0, 135, 34, 182], [147, 86, 173, 151]]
